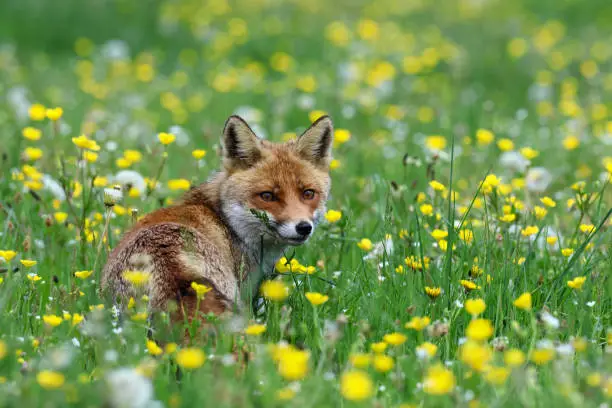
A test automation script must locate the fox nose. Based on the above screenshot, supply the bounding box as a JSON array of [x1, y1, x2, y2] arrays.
[[295, 221, 313, 236]]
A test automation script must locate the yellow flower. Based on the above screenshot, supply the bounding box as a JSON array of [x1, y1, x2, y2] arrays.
[[158, 132, 176, 145], [0, 341, 6, 359], [245, 324, 266, 336], [460, 280, 480, 291], [325, 21, 351, 47], [561, 248, 573, 257], [405, 316, 431, 331], [175, 348, 206, 369], [260, 280, 290, 302], [349, 353, 371, 369], [485, 366, 510, 385], [429, 180, 445, 191], [22, 127, 42, 141], [124, 150, 142, 163], [540, 196, 556, 207], [497, 138, 514, 151], [168, 179, 191, 191], [383, 332, 407, 346], [425, 135, 447, 151], [416, 342, 438, 359], [305, 292, 329, 306], [43, 315, 63, 327], [165, 343, 177, 354], [357, 238, 373, 251], [534, 206, 548, 219], [460, 341, 493, 372], [504, 348, 526, 367], [513, 292, 532, 310], [71, 314, 84, 326], [123, 270, 150, 287], [458, 229, 474, 244], [572, 337, 587, 353], [420, 204, 434, 216], [276, 387, 296, 401], [329, 159, 341, 170], [74, 270, 93, 279], [562, 135, 580, 150], [37, 370, 65, 389], [370, 342, 387, 354], [423, 364, 456, 395], [520, 146, 539, 159], [116, 157, 131, 168], [72, 135, 100, 151], [521, 225, 539, 237], [340, 370, 373, 401], [357, 19, 379, 40], [476, 129, 495, 146], [27, 273, 41, 282], [192, 149, 207, 159], [23, 147, 43, 161], [373, 354, 394, 373], [29, 104, 47, 121], [530, 348, 555, 365], [93, 176, 108, 187], [20, 259, 37, 268], [465, 298, 486, 316], [146, 340, 163, 356], [46, 107, 63, 121], [324, 210, 342, 223], [277, 348, 309, 381], [191, 282, 212, 299], [0, 250, 17, 262], [466, 318, 494, 341], [579, 224, 595, 234], [334, 129, 351, 146], [500, 214, 516, 223], [567, 276, 586, 290], [425, 287, 441, 299], [308, 110, 327, 123]]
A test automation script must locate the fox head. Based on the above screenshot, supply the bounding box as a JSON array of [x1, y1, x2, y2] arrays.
[[218, 115, 333, 247]]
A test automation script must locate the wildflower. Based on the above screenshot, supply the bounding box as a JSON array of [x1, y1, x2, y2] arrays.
[[191, 282, 212, 299], [579, 224, 595, 234], [572, 337, 587, 353], [485, 366, 510, 385], [276, 388, 296, 401], [74, 270, 93, 280], [504, 348, 526, 367], [340, 370, 373, 401], [29, 104, 47, 121], [123, 271, 150, 287], [0, 341, 6, 359], [416, 342, 438, 359], [165, 343, 177, 354], [106, 368, 154, 408], [370, 342, 387, 353], [23, 147, 43, 161], [0, 250, 17, 262], [27, 273, 41, 282], [561, 248, 573, 257], [431, 229, 448, 240], [37, 370, 65, 389], [72, 134, 100, 151], [420, 204, 433, 216], [540, 197, 556, 207], [425, 135, 446, 151], [562, 135, 580, 150], [357, 238, 373, 251], [277, 348, 309, 381], [395, 265, 405, 273], [305, 292, 329, 306], [513, 292, 532, 310], [260, 280, 289, 302], [71, 314, 84, 326], [465, 298, 486, 316], [534, 206, 548, 219], [373, 354, 394, 373], [245, 324, 266, 336], [476, 129, 494, 146], [383, 332, 407, 346], [158, 132, 176, 145], [329, 159, 341, 170], [423, 364, 456, 395], [324, 210, 342, 223], [22, 127, 42, 141], [458, 229, 474, 244], [46, 107, 63, 121], [567, 276, 586, 290], [348, 353, 371, 369], [497, 138, 514, 151], [460, 280, 480, 291], [500, 214, 516, 223], [586, 373, 602, 387], [466, 319, 494, 341], [546, 236, 558, 246], [405, 316, 431, 331], [168, 179, 190, 191], [429, 180, 445, 191], [526, 167, 553, 193], [530, 348, 555, 365], [175, 348, 206, 370], [43, 315, 63, 327], [460, 341, 493, 371], [103, 186, 123, 207], [425, 286, 441, 299], [146, 340, 163, 356], [20, 259, 37, 268], [334, 129, 351, 145], [521, 225, 539, 237], [520, 147, 539, 159]]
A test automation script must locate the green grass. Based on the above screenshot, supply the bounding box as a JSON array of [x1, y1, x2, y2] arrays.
[[0, 0, 611, 406]]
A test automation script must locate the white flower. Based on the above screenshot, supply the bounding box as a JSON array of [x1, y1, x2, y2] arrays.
[[526, 167, 553, 193], [363, 236, 393, 261], [500, 151, 530, 173], [101, 40, 130, 60], [112, 170, 146, 194], [234, 106, 263, 123], [44, 344, 74, 370], [42, 175, 66, 201], [539, 311, 560, 329], [106, 368, 154, 408], [168, 125, 190, 146], [104, 187, 123, 206]]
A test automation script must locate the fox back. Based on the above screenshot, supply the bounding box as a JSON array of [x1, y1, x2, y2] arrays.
[[101, 115, 334, 324]]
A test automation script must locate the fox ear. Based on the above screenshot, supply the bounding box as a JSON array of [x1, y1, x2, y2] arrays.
[[295, 116, 333, 169], [222, 115, 262, 170]]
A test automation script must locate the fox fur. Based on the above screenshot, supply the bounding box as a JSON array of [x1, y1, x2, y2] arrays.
[[101, 115, 334, 324]]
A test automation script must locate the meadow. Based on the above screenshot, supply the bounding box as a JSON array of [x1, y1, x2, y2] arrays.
[[0, 0, 611, 406]]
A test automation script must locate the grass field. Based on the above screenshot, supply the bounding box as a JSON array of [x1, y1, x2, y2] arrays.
[[0, 0, 611, 406]]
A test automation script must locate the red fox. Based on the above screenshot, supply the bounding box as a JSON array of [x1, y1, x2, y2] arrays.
[[102, 115, 334, 324]]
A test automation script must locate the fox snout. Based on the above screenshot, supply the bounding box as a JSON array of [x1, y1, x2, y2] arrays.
[[275, 219, 315, 244]]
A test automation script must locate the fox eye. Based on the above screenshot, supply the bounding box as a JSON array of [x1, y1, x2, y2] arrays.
[[259, 191, 276, 202], [302, 189, 316, 200]]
